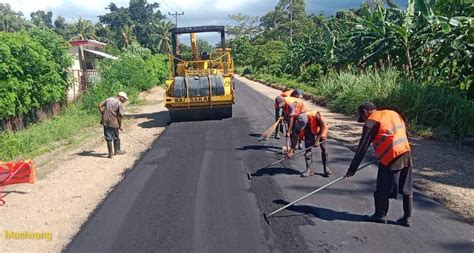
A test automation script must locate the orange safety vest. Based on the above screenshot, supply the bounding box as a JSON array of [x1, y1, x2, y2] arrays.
[[368, 110, 411, 166], [274, 89, 295, 108], [281, 89, 294, 97], [283, 97, 306, 117], [306, 111, 329, 138]]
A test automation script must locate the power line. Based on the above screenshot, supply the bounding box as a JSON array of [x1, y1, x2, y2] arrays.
[[170, 0, 184, 13], [168, 11, 184, 27], [160, 0, 175, 12], [162, 0, 183, 13]]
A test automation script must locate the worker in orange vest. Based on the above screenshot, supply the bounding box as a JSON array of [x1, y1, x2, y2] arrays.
[[275, 94, 305, 135], [286, 111, 332, 177], [273, 89, 303, 139], [345, 102, 413, 227]]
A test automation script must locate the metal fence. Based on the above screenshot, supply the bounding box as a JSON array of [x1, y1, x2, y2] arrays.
[[68, 69, 99, 101]]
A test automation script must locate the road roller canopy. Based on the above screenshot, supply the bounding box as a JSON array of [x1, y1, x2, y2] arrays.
[[169, 25, 226, 54]]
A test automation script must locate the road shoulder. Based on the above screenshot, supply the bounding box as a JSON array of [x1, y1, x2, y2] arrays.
[[0, 87, 169, 252]]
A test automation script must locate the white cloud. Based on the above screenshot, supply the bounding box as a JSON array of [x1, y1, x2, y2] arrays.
[[3, 0, 63, 16]]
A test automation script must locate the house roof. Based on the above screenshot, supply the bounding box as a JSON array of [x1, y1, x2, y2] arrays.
[[82, 48, 119, 60], [69, 40, 107, 48]]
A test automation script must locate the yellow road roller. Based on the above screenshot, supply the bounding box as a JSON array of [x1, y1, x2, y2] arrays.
[[164, 26, 235, 121]]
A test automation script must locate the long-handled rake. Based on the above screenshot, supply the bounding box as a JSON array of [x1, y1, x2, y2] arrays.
[[262, 160, 377, 224], [246, 140, 327, 180], [122, 131, 152, 151]]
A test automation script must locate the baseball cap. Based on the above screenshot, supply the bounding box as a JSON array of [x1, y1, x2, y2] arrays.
[[357, 101, 376, 122], [291, 89, 303, 98], [275, 96, 284, 108], [294, 113, 308, 134], [118, 91, 128, 100]]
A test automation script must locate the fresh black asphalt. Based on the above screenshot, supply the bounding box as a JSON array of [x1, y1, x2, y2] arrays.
[[66, 79, 474, 253]]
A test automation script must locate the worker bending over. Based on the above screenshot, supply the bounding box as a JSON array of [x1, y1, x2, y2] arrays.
[[273, 89, 303, 139], [286, 111, 332, 177], [345, 102, 413, 227]]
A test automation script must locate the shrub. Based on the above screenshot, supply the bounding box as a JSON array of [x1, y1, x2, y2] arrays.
[[251, 40, 288, 76], [298, 64, 323, 83], [242, 66, 253, 76], [0, 31, 71, 119], [99, 44, 168, 92], [250, 67, 474, 139], [80, 44, 169, 111]]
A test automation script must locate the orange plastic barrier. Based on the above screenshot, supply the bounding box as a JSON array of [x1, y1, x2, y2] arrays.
[[0, 160, 35, 206]]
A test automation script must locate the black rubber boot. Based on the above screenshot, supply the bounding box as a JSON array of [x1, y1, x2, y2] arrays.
[[398, 194, 413, 227], [302, 152, 314, 177], [322, 151, 332, 177], [107, 141, 113, 158], [366, 195, 388, 223], [113, 140, 126, 155]]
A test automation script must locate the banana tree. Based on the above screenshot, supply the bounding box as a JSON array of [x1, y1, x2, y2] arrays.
[[350, 1, 416, 73]]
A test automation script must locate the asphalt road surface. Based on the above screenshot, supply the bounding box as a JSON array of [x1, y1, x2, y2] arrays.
[[66, 79, 474, 252]]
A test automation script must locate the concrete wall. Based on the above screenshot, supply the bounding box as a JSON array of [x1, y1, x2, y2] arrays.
[[0, 102, 62, 132]]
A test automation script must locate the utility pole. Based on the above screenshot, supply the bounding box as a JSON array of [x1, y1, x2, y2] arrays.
[[168, 11, 184, 27], [168, 11, 184, 54], [289, 0, 293, 44]]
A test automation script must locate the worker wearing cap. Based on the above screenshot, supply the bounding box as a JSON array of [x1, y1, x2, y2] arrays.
[[286, 111, 332, 177], [275, 90, 305, 137], [273, 89, 302, 139], [98, 91, 128, 158], [345, 101, 413, 227]]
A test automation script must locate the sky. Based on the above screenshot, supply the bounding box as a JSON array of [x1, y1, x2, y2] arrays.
[[2, 0, 407, 43]]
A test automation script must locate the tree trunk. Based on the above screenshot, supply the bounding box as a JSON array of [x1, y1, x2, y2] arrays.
[[405, 45, 413, 76]]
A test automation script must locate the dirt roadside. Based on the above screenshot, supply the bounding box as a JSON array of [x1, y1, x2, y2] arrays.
[[236, 75, 474, 224], [0, 87, 169, 252]]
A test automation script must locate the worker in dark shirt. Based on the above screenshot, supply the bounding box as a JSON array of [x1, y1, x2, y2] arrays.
[[345, 102, 413, 227]]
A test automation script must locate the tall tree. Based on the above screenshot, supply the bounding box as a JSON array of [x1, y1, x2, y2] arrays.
[[0, 3, 28, 32], [30, 10, 53, 28], [53, 16, 68, 38], [226, 13, 261, 38], [151, 20, 174, 54], [69, 18, 97, 40], [260, 0, 314, 43], [99, 0, 166, 50], [120, 24, 136, 48]]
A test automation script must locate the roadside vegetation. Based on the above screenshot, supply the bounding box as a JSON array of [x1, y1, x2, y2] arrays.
[[0, 1, 169, 161], [229, 0, 474, 139]]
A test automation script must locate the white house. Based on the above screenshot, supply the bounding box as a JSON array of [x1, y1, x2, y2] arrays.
[[67, 40, 118, 101]]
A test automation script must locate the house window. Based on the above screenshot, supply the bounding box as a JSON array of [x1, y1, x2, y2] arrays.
[[85, 61, 94, 70]]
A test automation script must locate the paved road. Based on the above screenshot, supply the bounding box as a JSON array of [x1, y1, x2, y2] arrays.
[[66, 78, 474, 252]]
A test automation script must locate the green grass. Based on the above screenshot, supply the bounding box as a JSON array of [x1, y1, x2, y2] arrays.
[[0, 105, 98, 161], [243, 68, 474, 140]]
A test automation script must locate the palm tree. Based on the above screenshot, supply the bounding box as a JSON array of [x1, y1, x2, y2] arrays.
[[152, 21, 174, 54], [69, 18, 97, 40], [120, 24, 136, 48]]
